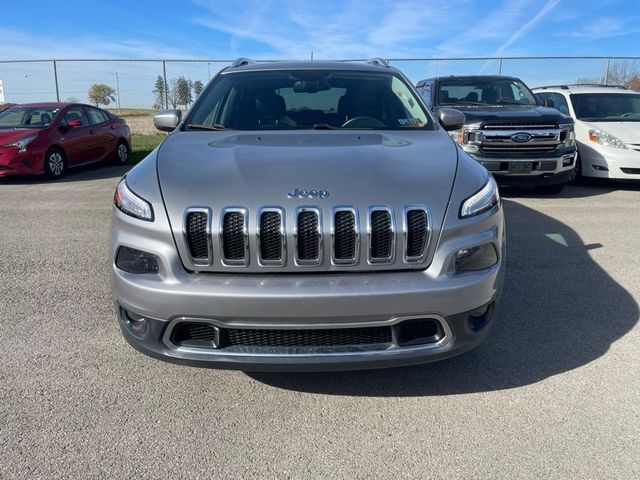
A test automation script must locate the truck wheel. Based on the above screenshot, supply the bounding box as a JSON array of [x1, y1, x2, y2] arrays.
[[569, 154, 582, 184]]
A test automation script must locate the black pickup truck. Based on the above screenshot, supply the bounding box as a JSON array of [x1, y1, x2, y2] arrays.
[[416, 75, 577, 193]]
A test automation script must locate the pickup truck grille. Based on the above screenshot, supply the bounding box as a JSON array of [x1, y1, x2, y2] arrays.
[[472, 122, 564, 158], [183, 205, 431, 272]]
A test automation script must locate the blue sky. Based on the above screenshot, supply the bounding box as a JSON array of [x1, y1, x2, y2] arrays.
[[1, 0, 640, 60]]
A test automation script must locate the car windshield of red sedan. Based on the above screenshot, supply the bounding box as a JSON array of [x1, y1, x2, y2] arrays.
[[0, 107, 60, 129]]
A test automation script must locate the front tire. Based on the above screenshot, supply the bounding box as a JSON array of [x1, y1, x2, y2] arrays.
[[115, 140, 130, 165], [44, 147, 66, 179]]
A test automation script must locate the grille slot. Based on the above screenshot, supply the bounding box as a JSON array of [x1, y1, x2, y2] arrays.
[[405, 208, 429, 261], [221, 209, 248, 265], [296, 208, 321, 264], [369, 208, 394, 263], [333, 209, 358, 264], [225, 326, 392, 348], [184, 209, 211, 266], [258, 209, 284, 264]]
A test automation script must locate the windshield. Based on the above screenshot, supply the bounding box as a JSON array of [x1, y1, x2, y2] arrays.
[[186, 70, 433, 130], [437, 78, 538, 106], [0, 107, 60, 129], [571, 93, 640, 121]]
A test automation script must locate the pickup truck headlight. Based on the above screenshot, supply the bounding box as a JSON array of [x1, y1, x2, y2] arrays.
[[3, 134, 37, 153], [588, 129, 627, 149], [114, 178, 154, 221], [459, 175, 500, 219], [559, 123, 575, 147]]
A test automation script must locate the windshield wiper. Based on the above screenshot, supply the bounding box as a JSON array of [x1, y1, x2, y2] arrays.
[[312, 123, 338, 130], [186, 123, 228, 131], [497, 100, 526, 105]]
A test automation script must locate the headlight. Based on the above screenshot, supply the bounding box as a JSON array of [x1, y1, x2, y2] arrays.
[[559, 123, 575, 147], [459, 175, 500, 219], [3, 134, 37, 153], [114, 178, 154, 221], [588, 129, 626, 149]]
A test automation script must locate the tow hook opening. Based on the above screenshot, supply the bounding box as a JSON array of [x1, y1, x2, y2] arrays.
[[394, 318, 444, 347]]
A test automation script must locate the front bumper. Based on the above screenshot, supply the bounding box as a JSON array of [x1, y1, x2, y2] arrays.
[[111, 202, 505, 371], [0, 146, 40, 176], [578, 142, 640, 180], [470, 151, 577, 186]]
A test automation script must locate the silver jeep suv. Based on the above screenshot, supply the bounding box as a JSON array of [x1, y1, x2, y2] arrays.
[[110, 58, 505, 371]]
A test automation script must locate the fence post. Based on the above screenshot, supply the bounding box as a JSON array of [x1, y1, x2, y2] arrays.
[[162, 60, 168, 109], [53, 60, 60, 102], [604, 57, 611, 85], [497, 58, 503, 75]]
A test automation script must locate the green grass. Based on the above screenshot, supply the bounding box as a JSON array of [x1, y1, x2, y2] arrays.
[[109, 108, 156, 117], [130, 133, 166, 163]]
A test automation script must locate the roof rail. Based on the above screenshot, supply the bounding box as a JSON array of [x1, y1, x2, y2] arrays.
[[537, 83, 628, 90], [366, 57, 389, 68], [230, 57, 255, 68]]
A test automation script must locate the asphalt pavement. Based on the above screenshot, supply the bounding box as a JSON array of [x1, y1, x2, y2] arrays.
[[1, 165, 639, 479]]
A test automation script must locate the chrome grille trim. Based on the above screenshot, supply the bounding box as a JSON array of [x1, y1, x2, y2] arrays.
[[183, 207, 213, 267], [368, 206, 395, 264], [294, 207, 322, 266], [256, 207, 286, 267], [482, 122, 557, 129], [219, 207, 249, 266], [331, 206, 359, 266], [403, 205, 431, 264]]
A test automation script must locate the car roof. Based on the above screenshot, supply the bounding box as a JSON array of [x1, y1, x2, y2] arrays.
[[10, 102, 104, 109], [417, 75, 522, 86], [223, 60, 399, 74], [532, 85, 636, 94]]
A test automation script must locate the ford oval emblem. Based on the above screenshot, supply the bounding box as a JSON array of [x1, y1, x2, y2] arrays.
[[511, 132, 532, 143]]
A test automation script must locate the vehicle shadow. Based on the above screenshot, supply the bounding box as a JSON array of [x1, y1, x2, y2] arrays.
[[0, 163, 131, 185], [248, 199, 639, 396], [501, 178, 640, 199]]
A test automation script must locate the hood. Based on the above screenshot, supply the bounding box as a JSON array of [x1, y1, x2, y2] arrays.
[[580, 121, 640, 144], [0, 128, 39, 144], [441, 105, 571, 126], [157, 129, 459, 271]]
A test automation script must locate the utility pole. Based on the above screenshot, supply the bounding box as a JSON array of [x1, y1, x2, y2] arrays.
[[311, 51, 314, 61], [115, 72, 121, 109]]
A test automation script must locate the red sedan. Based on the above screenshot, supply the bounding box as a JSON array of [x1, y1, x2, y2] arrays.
[[0, 102, 131, 179]]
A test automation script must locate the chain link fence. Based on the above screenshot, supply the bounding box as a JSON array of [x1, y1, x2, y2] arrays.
[[2, 57, 639, 155]]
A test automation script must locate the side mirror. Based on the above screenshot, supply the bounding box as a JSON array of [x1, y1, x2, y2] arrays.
[[438, 108, 466, 131], [154, 109, 182, 132], [544, 98, 555, 108], [67, 119, 83, 128]]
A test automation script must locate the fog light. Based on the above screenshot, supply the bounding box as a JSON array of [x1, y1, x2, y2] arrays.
[[121, 308, 147, 335], [455, 243, 498, 271], [116, 246, 159, 274], [468, 303, 494, 331], [562, 156, 574, 167]]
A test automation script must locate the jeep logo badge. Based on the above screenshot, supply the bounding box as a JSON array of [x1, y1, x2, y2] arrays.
[[511, 132, 532, 143], [288, 188, 330, 199]]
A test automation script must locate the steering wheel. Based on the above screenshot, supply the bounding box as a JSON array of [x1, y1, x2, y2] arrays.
[[497, 97, 516, 104], [621, 112, 637, 118], [341, 116, 387, 128]]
